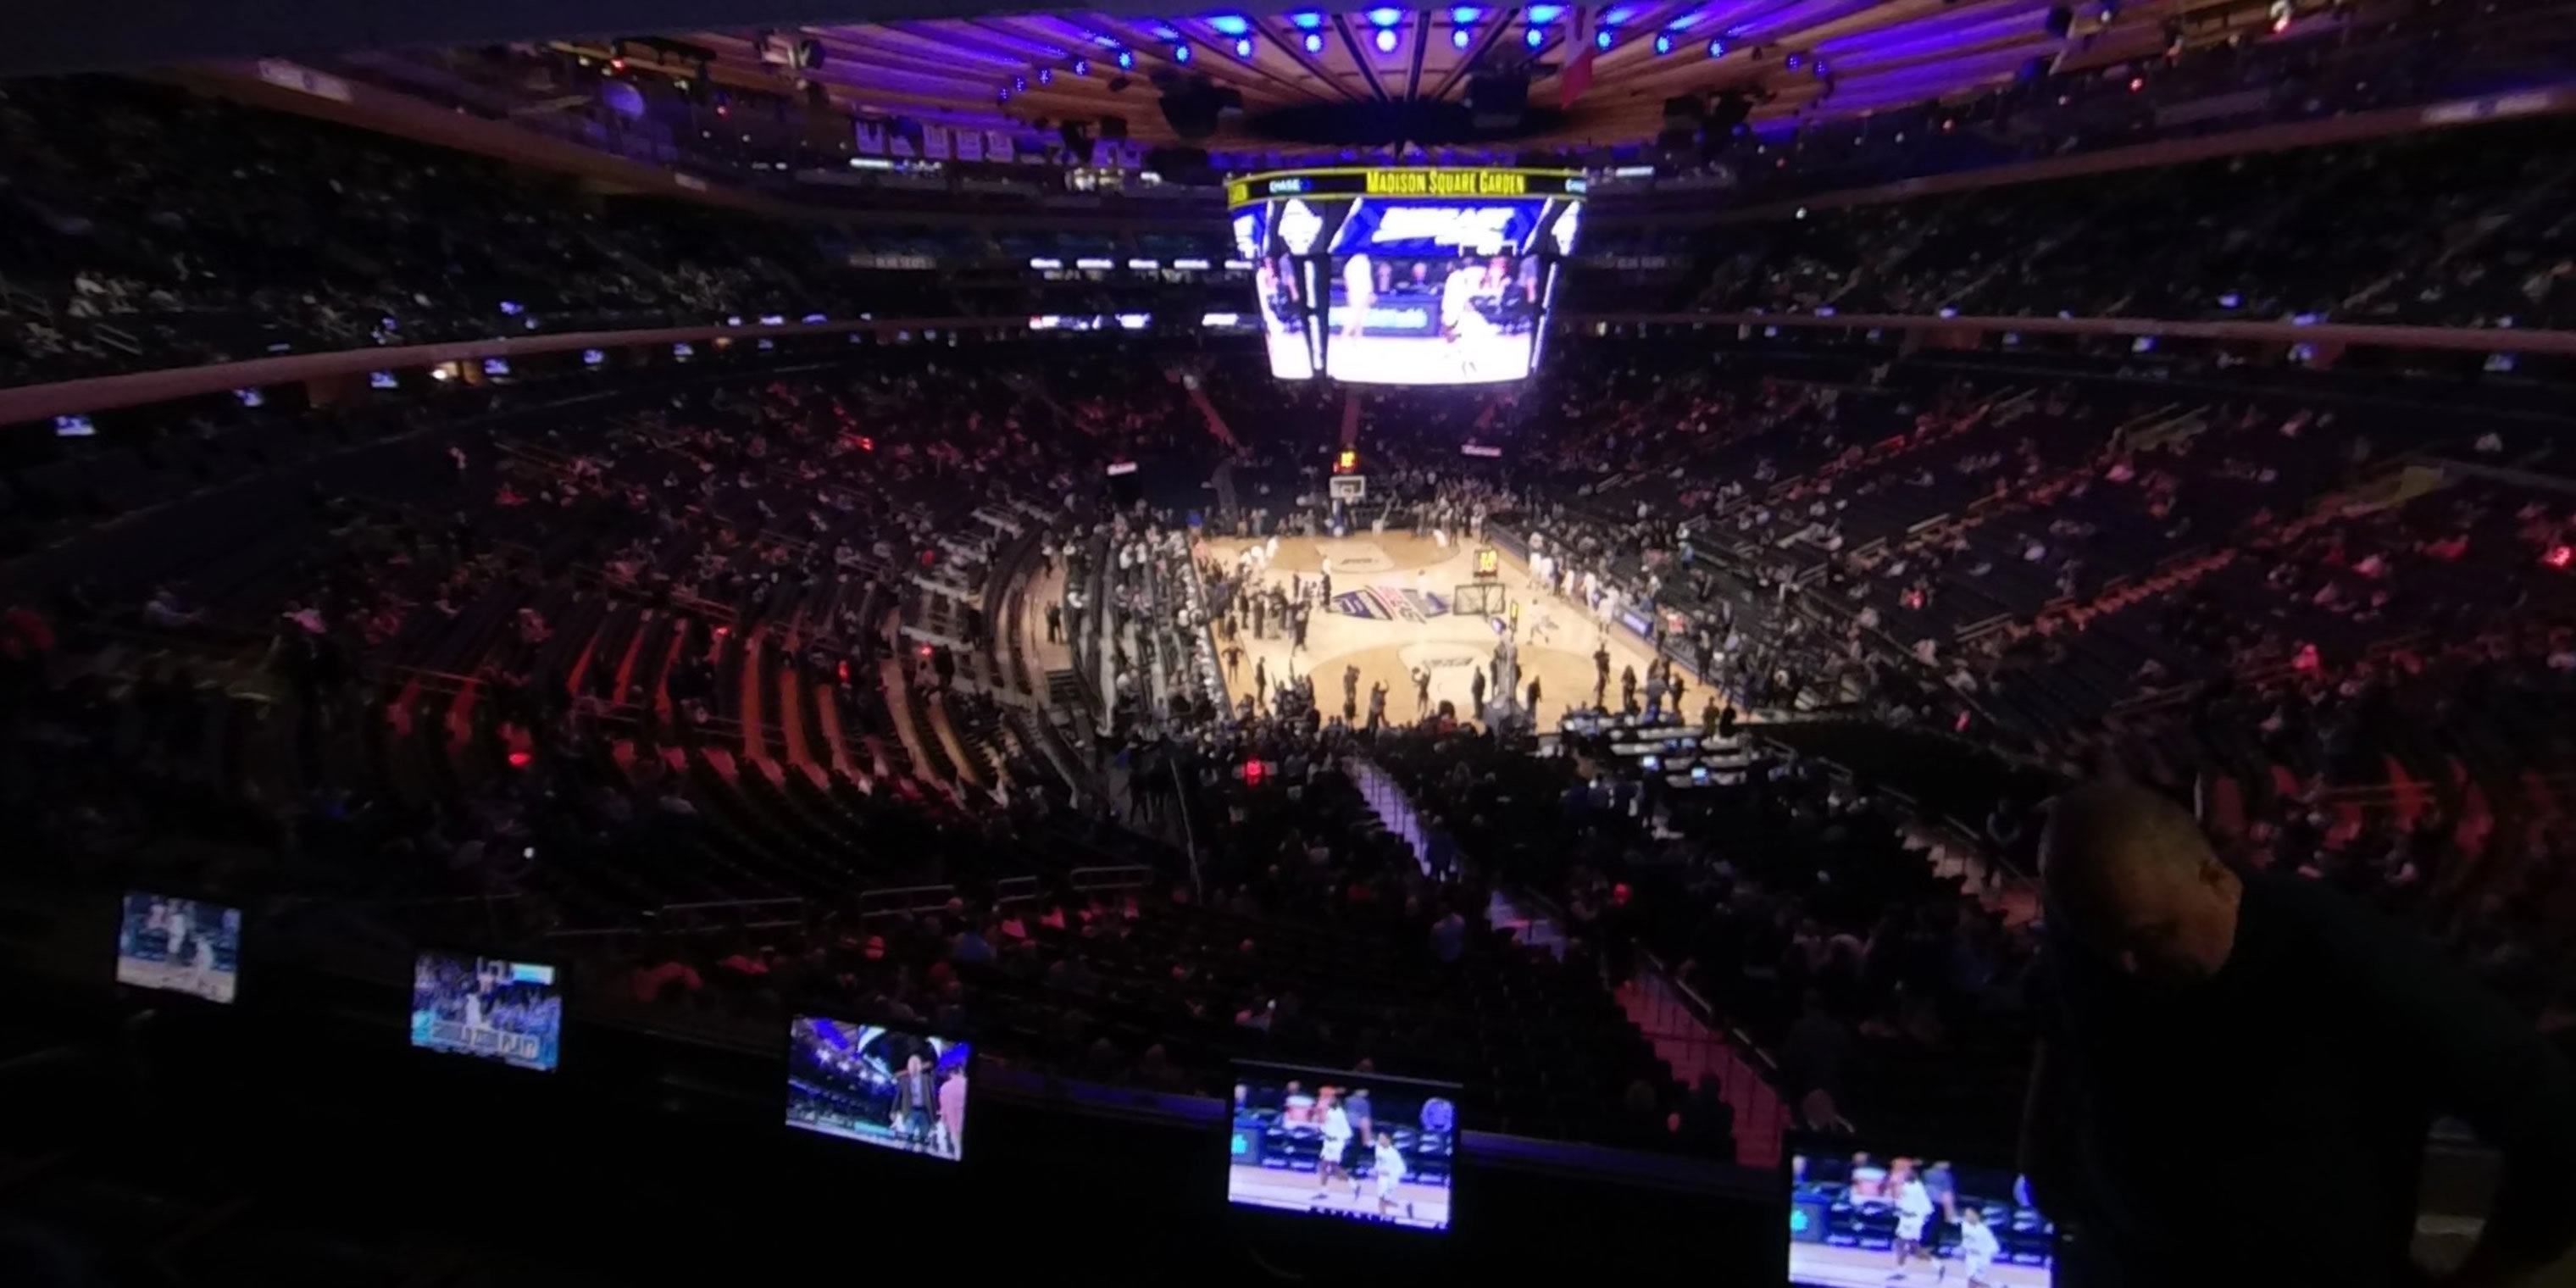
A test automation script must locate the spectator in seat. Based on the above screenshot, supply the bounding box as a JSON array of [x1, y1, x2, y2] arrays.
[[1675, 1074, 1736, 1160], [1430, 905, 1467, 964], [2024, 781, 2576, 1288]]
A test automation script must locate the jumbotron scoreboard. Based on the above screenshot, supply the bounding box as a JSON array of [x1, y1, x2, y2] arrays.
[[1228, 166, 1585, 386]]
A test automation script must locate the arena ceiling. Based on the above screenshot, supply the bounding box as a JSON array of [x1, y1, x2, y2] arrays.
[[631, 0, 2187, 151], [18, 0, 2254, 150]]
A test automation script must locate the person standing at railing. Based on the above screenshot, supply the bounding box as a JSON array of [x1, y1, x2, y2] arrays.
[[2024, 780, 2576, 1288]]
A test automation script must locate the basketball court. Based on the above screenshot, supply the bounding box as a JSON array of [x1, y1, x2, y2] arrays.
[[1788, 1243, 2051, 1287], [1197, 530, 1687, 731], [1227, 1165, 1453, 1231]]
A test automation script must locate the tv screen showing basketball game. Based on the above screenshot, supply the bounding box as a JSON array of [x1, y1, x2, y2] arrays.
[[785, 1016, 972, 1161], [116, 892, 242, 1003], [1229, 169, 1580, 386], [1787, 1141, 2055, 1286], [1227, 1061, 1457, 1232], [409, 952, 563, 1072]]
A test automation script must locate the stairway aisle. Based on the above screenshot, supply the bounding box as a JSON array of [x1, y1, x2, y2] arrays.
[[1614, 969, 1790, 1170]]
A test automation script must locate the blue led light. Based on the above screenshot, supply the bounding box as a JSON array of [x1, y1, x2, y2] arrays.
[[1449, 4, 1482, 20], [1289, 10, 1326, 28], [1664, 11, 1702, 28], [1208, 14, 1251, 35], [1453, 25, 1474, 47], [1072, 58, 1090, 75], [1173, 42, 1192, 62], [1653, 32, 1673, 53], [1235, 36, 1255, 57], [1374, 26, 1400, 51], [1706, 36, 1725, 56], [1116, 48, 1136, 68], [1526, 3, 1565, 21], [1595, 27, 1614, 48], [1602, 5, 1637, 22], [1366, 6, 1407, 26], [1038, 66, 1054, 84], [1524, 25, 1546, 46], [1303, 31, 1326, 52]]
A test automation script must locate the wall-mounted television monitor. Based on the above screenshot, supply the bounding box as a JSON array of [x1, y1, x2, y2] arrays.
[[408, 952, 563, 1072], [116, 892, 241, 1003], [369, 370, 398, 389], [53, 414, 96, 438], [1787, 1136, 2055, 1286], [786, 1015, 972, 1161], [1228, 1060, 1458, 1232]]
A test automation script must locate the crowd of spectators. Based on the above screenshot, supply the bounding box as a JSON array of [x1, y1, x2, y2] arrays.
[[9, 54, 2576, 1183], [0, 77, 1245, 386], [1672, 112, 2575, 327], [1616, 0, 2576, 208]]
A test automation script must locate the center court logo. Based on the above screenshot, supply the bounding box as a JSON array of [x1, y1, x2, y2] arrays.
[[1401, 643, 1484, 674], [1319, 541, 1395, 574]]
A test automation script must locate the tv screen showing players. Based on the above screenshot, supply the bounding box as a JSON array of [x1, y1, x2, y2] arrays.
[[409, 952, 563, 1072], [1229, 169, 1580, 386], [1788, 1145, 2055, 1286], [786, 1016, 972, 1161], [1227, 1062, 1457, 1232], [1323, 199, 1556, 385], [116, 892, 241, 1003], [1238, 203, 1315, 380]]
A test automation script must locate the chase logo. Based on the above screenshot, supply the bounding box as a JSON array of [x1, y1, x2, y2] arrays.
[[1330, 590, 1394, 620], [1392, 589, 1450, 622], [1329, 587, 1450, 622]]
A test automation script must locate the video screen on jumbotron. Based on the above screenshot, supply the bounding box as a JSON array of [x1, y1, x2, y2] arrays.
[[1230, 169, 1582, 385], [409, 952, 564, 1072]]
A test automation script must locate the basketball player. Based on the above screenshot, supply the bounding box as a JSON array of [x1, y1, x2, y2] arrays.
[[1438, 255, 1499, 378], [1371, 1130, 1413, 1220], [1341, 253, 1374, 338], [1957, 1207, 2000, 1288], [164, 902, 190, 971], [1890, 1158, 1935, 1280], [1313, 1087, 1354, 1202]]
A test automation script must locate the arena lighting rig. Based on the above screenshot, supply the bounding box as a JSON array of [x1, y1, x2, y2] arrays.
[[1230, 166, 1584, 385]]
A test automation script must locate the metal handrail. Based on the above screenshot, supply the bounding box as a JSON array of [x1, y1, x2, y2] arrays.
[[1067, 864, 1154, 893], [857, 883, 957, 916], [658, 897, 805, 917]]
